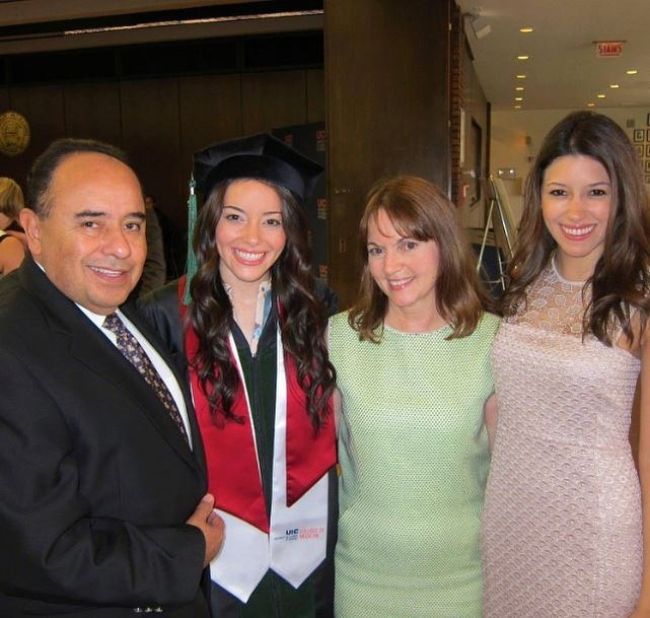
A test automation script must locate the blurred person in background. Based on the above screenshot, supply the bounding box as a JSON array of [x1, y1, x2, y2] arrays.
[[0, 177, 26, 276], [137, 194, 167, 296]]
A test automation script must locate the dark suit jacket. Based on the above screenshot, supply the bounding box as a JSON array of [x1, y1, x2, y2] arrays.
[[0, 257, 210, 618]]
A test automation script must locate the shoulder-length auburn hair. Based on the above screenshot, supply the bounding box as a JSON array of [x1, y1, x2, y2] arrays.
[[502, 110, 650, 344], [348, 175, 489, 342], [188, 177, 335, 428]]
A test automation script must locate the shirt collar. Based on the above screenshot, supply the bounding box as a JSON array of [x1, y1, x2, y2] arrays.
[[34, 258, 120, 328]]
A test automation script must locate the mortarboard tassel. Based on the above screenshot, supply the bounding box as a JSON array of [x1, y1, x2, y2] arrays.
[[184, 176, 197, 305]]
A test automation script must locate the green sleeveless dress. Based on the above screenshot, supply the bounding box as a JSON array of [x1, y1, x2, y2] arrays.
[[329, 312, 499, 617]]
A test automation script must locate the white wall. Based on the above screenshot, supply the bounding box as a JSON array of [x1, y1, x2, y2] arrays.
[[491, 106, 650, 188]]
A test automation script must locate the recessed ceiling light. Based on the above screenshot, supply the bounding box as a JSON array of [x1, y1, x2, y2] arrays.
[[587, 103, 595, 108], [596, 94, 606, 99], [517, 55, 529, 60], [515, 97, 523, 101], [519, 27, 534, 33], [609, 84, 620, 89], [515, 86, 524, 91], [626, 69, 638, 75], [516, 74, 527, 79], [514, 105, 522, 109]]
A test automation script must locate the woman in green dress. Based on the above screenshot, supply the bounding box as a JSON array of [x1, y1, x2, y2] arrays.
[[329, 175, 498, 617]]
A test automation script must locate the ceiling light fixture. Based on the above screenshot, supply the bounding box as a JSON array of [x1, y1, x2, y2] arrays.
[[515, 86, 524, 91], [596, 94, 606, 99], [519, 27, 534, 33], [516, 74, 527, 79], [626, 69, 638, 75], [514, 105, 522, 109], [517, 55, 529, 60], [587, 103, 595, 108], [609, 84, 619, 89], [515, 97, 523, 101]]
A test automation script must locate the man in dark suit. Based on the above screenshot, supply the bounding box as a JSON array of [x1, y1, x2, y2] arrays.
[[0, 138, 223, 617]]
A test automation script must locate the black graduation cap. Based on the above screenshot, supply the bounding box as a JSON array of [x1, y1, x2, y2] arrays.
[[193, 133, 323, 202]]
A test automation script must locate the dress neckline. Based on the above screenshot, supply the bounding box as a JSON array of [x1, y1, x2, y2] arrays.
[[551, 254, 587, 287], [383, 322, 452, 336]]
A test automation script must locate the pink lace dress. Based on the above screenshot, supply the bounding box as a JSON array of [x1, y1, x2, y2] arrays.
[[483, 259, 642, 617]]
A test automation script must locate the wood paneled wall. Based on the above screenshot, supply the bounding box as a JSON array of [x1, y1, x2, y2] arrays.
[[0, 68, 324, 273], [325, 0, 452, 308]]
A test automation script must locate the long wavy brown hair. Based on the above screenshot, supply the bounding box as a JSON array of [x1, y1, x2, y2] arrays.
[[501, 111, 650, 345], [188, 177, 335, 428], [349, 175, 489, 342]]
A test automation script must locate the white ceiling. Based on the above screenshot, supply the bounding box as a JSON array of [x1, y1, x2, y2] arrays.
[[456, 0, 650, 110]]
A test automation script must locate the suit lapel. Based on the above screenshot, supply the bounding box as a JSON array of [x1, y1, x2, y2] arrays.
[[122, 303, 207, 478], [20, 258, 203, 476]]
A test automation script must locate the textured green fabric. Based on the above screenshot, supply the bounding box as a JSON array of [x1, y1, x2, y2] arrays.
[[329, 312, 499, 618]]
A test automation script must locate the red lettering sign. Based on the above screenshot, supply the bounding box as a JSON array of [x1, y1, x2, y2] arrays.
[[596, 41, 623, 57]]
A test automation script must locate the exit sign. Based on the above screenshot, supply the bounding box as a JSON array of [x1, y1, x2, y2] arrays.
[[596, 41, 624, 57]]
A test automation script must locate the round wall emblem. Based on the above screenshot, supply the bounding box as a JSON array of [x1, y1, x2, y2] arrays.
[[0, 111, 30, 156]]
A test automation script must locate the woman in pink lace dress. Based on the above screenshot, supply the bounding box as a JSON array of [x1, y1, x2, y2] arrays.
[[483, 111, 650, 617]]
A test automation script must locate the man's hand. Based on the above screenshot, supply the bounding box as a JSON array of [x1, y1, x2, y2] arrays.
[[186, 494, 225, 566]]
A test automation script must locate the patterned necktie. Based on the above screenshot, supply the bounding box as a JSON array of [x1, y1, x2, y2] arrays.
[[103, 313, 188, 443]]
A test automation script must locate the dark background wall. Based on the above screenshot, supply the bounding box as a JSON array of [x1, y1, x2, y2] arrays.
[[325, 0, 453, 308], [0, 33, 324, 275], [0, 2, 487, 301]]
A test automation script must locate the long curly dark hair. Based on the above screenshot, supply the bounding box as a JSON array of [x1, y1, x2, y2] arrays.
[[188, 177, 335, 428], [502, 111, 650, 345]]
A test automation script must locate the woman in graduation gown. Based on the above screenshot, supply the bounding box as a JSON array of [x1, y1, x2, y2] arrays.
[[139, 134, 337, 618]]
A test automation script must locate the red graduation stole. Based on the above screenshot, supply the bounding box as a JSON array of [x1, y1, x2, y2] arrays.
[[178, 277, 336, 533]]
